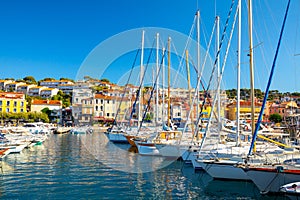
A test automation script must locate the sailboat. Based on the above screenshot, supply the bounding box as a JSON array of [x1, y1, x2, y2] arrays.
[[238, 0, 300, 194], [191, 0, 296, 181]]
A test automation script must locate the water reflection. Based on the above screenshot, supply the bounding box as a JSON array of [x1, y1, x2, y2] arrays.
[[80, 131, 176, 173], [0, 132, 294, 199]]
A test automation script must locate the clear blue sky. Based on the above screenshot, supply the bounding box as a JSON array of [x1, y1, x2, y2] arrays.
[[0, 0, 299, 92]]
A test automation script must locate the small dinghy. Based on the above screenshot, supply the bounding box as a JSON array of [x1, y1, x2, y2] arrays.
[[280, 182, 300, 194]]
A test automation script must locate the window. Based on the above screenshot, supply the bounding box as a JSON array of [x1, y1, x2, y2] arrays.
[[6, 108, 9, 112], [0, 100, 2, 106], [95, 106, 98, 111], [100, 106, 103, 111], [107, 100, 109, 104], [6, 101, 10, 106], [76, 98, 78, 103], [177, 113, 181, 117], [85, 117, 89, 121], [20, 109, 23, 112], [13, 108, 17, 113], [96, 99, 98, 104], [112, 113, 115, 117], [14, 101, 17, 107], [107, 113, 110, 117], [101, 100, 103, 104], [113, 100, 115, 104]]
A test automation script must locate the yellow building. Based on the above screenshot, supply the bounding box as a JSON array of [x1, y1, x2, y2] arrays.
[[227, 101, 263, 122], [0, 92, 27, 113]]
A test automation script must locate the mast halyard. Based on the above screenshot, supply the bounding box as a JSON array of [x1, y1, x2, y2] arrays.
[[167, 37, 171, 128]]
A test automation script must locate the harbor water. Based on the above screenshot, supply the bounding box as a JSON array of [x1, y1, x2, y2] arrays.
[[0, 131, 291, 199]]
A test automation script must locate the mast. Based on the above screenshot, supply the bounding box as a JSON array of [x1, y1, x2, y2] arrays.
[[185, 50, 194, 133], [236, 0, 241, 146], [167, 37, 171, 127], [196, 10, 200, 122], [162, 47, 166, 125], [156, 33, 159, 126], [216, 15, 221, 132], [248, 0, 255, 152], [138, 30, 145, 128]]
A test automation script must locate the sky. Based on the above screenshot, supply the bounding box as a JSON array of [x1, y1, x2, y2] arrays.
[[0, 0, 299, 92]]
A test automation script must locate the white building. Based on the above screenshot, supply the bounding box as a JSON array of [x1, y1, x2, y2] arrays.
[[72, 81, 93, 124], [28, 86, 47, 97], [40, 88, 59, 99], [58, 84, 74, 95], [0, 80, 13, 91], [4, 82, 24, 92], [30, 99, 62, 112], [40, 79, 74, 88], [16, 84, 37, 94]]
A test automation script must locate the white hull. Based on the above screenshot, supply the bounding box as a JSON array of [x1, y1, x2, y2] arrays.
[[155, 144, 185, 158], [280, 181, 300, 194], [201, 159, 251, 181], [136, 142, 160, 156]]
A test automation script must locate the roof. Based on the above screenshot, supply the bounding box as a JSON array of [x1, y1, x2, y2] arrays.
[[227, 101, 262, 108], [31, 99, 62, 106], [0, 92, 25, 99], [41, 88, 57, 91]]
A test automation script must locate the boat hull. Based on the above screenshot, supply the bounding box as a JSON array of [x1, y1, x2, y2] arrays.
[[136, 142, 160, 156], [201, 160, 251, 181], [244, 166, 300, 194]]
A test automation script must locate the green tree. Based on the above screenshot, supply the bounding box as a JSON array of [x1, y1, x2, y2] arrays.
[[269, 113, 282, 123], [60, 77, 74, 82], [23, 76, 37, 84], [100, 78, 110, 83]]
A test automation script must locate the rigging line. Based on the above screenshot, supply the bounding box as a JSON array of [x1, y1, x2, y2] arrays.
[[198, 16, 217, 89], [138, 48, 167, 132], [111, 49, 140, 130], [248, 0, 291, 156], [179, 29, 217, 143], [173, 15, 197, 87], [198, 0, 239, 153], [189, 57, 219, 121], [179, 12, 219, 144], [194, 0, 236, 139], [128, 39, 156, 126]]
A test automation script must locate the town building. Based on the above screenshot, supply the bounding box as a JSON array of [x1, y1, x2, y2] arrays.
[[226, 101, 263, 122], [4, 82, 24, 92], [39, 79, 74, 88], [28, 86, 47, 97], [0, 92, 27, 113], [16, 84, 37, 95], [30, 99, 62, 112], [0, 80, 13, 91], [40, 88, 59, 99], [72, 81, 93, 124]]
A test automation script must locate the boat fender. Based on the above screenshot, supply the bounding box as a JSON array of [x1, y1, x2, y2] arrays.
[[276, 166, 284, 173]]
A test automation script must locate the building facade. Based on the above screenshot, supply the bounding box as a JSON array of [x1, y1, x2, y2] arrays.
[[0, 92, 27, 113]]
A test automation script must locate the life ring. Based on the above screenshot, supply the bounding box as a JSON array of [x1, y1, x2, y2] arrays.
[[244, 125, 249, 131]]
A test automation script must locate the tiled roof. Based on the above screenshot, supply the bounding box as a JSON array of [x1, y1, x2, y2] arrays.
[[0, 92, 25, 99], [31, 99, 62, 105]]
